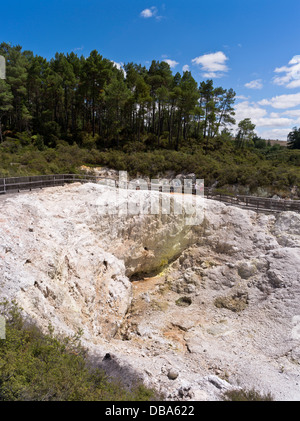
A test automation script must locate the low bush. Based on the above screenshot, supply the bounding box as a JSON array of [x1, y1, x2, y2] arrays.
[[0, 300, 159, 401], [222, 387, 274, 401]]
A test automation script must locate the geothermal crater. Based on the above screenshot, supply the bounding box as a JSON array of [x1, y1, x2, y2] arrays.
[[0, 183, 300, 400]]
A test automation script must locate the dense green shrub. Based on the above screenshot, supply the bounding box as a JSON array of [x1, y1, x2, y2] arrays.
[[222, 388, 274, 401], [0, 301, 159, 401]]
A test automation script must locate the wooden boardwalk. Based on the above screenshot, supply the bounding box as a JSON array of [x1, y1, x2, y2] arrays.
[[205, 191, 300, 214], [0, 174, 299, 214]]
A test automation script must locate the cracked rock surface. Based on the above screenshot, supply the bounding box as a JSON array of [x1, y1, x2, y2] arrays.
[[0, 183, 300, 401]]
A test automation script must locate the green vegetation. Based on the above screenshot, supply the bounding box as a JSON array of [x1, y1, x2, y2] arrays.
[[0, 43, 235, 150], [0, 300, 159, 401], [214, 292, 249, 313], [175, 297, 192, 307], [236, 118, 256, 149], [1, 134, 300, 197], [222, 388, 274, 401], [0, 43, 300, 197]]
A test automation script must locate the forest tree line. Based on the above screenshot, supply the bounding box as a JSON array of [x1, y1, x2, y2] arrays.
[[1, 43, 300, 197], [0, 42, 237, 151]]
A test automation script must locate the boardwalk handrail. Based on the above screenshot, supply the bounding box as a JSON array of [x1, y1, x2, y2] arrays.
[[0, 174, 300, 214]]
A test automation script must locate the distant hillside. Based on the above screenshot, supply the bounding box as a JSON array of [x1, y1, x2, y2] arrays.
[[268, 139, 287, 147]]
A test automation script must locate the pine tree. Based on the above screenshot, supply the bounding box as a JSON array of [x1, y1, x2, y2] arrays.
[[0, 43, 239, 152], [212, 87, 236, 138], [287, 127, 300, 149], [236, 118, 256, 148], [105, 76, 131, 146]]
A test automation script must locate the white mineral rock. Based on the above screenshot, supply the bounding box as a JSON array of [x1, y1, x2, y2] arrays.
[[0, 182, 300, 401]]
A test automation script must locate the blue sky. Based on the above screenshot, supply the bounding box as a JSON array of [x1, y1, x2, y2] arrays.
[[2, 0, 300, 139]]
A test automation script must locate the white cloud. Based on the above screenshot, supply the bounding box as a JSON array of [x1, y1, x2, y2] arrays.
[[140, 7, 157, 18], [285, 80, 300, 89], [273, 55, 300, 88], [236, 95, 249, 100], [191, 51, 229, 78], [258, 99, 270, 106], [202, 72, 220, 78], [235, 102, 294, 127], [258, 128, 290, 140], [182, 64, 190, 72], [163, 59, 179, 69], [245, 79, 263, 90], [112, 61, 127, 77], [73, 46, 84, 52], [270, 112, 280, 118], [255, 117, 294, 127], [112, 61, 123, 70], [234, 100, 299, 140], [258, 92, 300, 109], [282, 109, 300, 117], [289, 56, 300, 65], [235, 101, 267, 123]]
